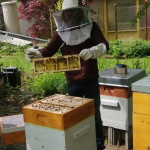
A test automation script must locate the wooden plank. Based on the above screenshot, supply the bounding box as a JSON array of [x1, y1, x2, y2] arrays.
[[133, 113, 150, 135], [23, 94, 94, 130], [1, 130, 25, 145], [62, 101, 94, 130], [108, 127, 116, 145], [23, 108, 64, 130], [133, 132, 150, 150], [32, 55, 81, 74], [133, 92, 150, 115], [125, 126, 133, 150], [0, 117, 3, 135], [100, 85, 132, 98]]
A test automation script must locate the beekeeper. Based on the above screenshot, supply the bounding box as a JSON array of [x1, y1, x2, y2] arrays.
[[26, 0, 109, 149]]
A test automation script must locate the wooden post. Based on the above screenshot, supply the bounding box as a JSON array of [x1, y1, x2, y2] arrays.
[[114, 4, 118, 40], [103, 0, 108, 39], [136, 0, 140, 39]]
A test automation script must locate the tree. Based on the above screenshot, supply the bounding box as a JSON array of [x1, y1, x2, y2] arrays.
[[131, 2, 150, 25], [18, 0, 93, 39], [18, 0, 62, 39]]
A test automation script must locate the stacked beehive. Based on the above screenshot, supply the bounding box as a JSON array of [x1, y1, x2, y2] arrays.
[[132, 75, 150, 149], [23, 94, 96, 150], [0, 114, 25, 145], [32, 55, 81, 74], [99, 68, 146, 149]]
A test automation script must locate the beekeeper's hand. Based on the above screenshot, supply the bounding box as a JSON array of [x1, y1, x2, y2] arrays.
[[26, 47, 43, 62], [79, 43, 107, 60]]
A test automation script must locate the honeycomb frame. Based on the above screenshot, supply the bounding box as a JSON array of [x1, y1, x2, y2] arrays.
[[32, 55, 81, 74]]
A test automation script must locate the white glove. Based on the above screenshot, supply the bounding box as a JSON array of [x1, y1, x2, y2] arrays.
[[26, 47, 43, 62], [79, 43, 107, 60]]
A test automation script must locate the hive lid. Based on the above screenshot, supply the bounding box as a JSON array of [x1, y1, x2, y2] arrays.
[[0, 114, 25, 134], [99, 68, 146, 87], [132, 75, 150, 93]]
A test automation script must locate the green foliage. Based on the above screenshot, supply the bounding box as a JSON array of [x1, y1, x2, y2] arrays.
[[0, 42, 28, 55], [2, 41, 150, 100], [131, 2, 150, 25], [124, 40, 150, 58], [27, 73, 66, 99], [109, 39, 150, 58], [108, 40, 124, 59]]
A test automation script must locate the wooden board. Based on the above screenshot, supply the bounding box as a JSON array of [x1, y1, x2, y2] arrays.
[[133, 113, 150, 135], [133, 132, 150, 150], [1, 130, 25, 145], [23, 94, 95, 130], [100, 85, 132, 98], [32, 55, 81, 74], [133, 92, 150, 115]]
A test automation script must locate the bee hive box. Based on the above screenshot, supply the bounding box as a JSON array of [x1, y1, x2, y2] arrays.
[[23, 94, 97, 150], [0, 114, 25, 145], [32, 55, 81, 74]]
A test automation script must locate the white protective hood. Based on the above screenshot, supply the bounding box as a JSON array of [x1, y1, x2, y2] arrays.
[[53, 2, 93, 45]]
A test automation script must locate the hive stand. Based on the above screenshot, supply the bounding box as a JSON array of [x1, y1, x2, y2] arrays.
[[32, 55, 81, 74]]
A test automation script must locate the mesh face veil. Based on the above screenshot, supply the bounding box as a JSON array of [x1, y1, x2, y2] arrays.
[[53, 6, 93, 45]]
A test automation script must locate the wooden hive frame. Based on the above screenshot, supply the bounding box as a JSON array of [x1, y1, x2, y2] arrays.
[[32, 55, 81, 74]]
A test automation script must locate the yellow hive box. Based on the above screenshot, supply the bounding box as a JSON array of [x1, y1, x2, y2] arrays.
[[0, 114, 25, 145], [23, 94, 94, 130], [133, 92, 150, 149], [32, 55, 81, 74], [133, 92, 150, 115]]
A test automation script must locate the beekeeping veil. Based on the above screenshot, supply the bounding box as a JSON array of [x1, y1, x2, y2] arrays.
[[53, 0, 93, 45]]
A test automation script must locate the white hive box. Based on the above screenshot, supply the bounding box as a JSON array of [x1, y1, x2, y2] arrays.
[[23, 94, 96, 150], [99, 68, 146, 130], [100, 95, 132, 130], [0, 114, 25, 145]]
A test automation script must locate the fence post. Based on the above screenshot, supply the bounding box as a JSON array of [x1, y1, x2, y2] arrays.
[[114, 4, 118, 40], [104, 0, 108, 39], [136, 0, 140, 39], [144, 0, 147, 40]]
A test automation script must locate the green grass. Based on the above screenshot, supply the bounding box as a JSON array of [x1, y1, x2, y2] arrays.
[[1, 53, 150, 75], [1, 53, 150, 98]]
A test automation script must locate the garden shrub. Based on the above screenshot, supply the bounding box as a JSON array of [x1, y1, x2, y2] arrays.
[[0, 42, 28, 55], [108, 40, 124, 59], [27, 72, 66, 99], [109, 39, 150, 58]]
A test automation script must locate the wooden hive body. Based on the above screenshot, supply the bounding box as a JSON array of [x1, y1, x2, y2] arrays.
[[23, 94, 97, 150], [133, 92, 150, 149], [132, 75, 150, 149], [32, 55, 81, 74], [0, 114, 25, 145]]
